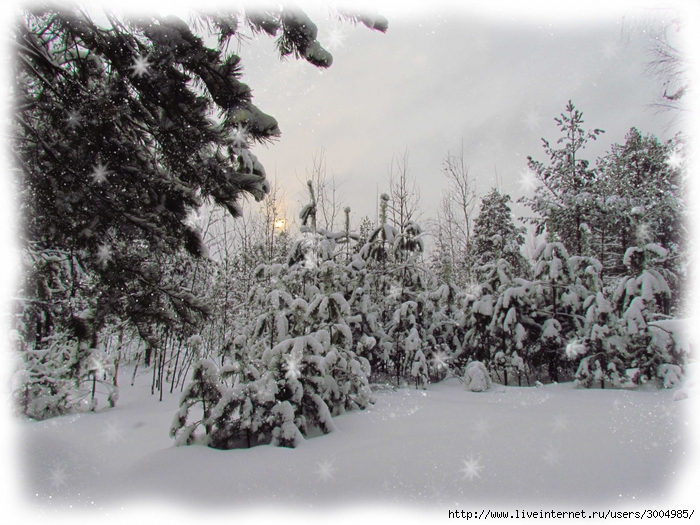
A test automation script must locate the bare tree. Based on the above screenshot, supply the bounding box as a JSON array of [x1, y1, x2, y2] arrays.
[[386, 149, 421, 232], [262, 179, 289, 260], [443, 144, 477, 252], [431, 144, 477, 286], [646, 20, 689, 117], [304, 147, 345, 232], [433, 193, 462, 285], [191, 179, 288, 365], [618, 11, 689, 123]]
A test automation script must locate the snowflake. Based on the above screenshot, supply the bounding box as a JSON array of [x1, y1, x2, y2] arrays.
[[300, 239, 318, 270], [102, 421, 124, 443], [565, 340, 586, 359], [665, 150, 683, 170], [65, 111, 80, 128], [316, 459, 335, 481], [90, 162, 110, 184], [657, 404, 678, 423], [522, 107, 542, 131], [88, 355, 106, 377], [324, 26, 346, 50], [600, 40, 620, 60], [460, 456, 483, 481], [431, 349, 448, 370], [230, 124, 249, 148], [472, 418, 490, 439], [428, 483, 445, 503], [550, 414, 569, 432], [518, 167, 538, 192], [472, 32, 490, 53], [96, 243, 112, 267], [635, 223, 652, 244], [48, 465, 68, 489], [260, 379, 276, 401], [130, 54, 152, 78], [463, 281, 479, 296], [284, 353, 302, 380], [542, 444, 560, 466], [183, 208, 201, 230]]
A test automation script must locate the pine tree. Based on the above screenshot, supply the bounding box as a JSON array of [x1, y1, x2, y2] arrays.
[[427, 281, 467, 381], [472, 189, 528, 282], [461, 189, 530, 384], [486, 260, 534, 386], [13, 4, 386, 418], [355, 216, 375, 255], [593, 129, 685, 301], [612, 243, 684, 386], [571, 289, 626, 389], [520, 101, 604, 257], [462, 284, 495, 367], [358, 193, 397, 375], [382, 213, 432, 384], [526, 242, 603, 382], [173, 182, 372, 448]]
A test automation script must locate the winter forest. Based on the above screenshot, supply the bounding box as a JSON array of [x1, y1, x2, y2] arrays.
[[4, 0, 699, 521]]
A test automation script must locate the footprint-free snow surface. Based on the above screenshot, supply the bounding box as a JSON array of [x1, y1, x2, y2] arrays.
[[11, 364, 699, 521]]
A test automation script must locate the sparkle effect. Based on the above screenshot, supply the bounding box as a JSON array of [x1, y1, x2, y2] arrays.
[[130, 55, 152, 77], [600, 40, 620, 60], [665, 149, 683, 170], [48, 465, 68, 489], [96, 243, 112, 267], [522, 107, 542, 131], [183, 208, 202, 230], [543, 444, 561, 466], [460, 456, 483, 480], [324, 25, 346, 51], [88, 355, 106, 378], [428, 483, 445, 504], [65, 111, 80, 128], [635, 223, 652, 244], [658, 404, 679, 423], [472, 418, 490, 439], [284, 352, 302, 380], [430, 349, 448, 371], [565, 339, 586, 359], [550, 414, 569, 432], [230, 124, 249, 148], [518, 167, 538, 192], [472, 32, 490, 53], [316, 459, 336, 481], [102, 421, 124, 443], [90, 162, 110, 184]]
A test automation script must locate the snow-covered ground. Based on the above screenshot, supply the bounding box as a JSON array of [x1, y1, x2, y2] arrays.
[[6, 363, 700, 524]]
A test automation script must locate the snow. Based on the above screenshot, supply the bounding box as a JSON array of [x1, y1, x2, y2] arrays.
[[464, 361, 492, 392], [650, 319, 691, 351], [9, 361, 698, 524], [565, 340, 586, 359], [541, 318, 561, 340]]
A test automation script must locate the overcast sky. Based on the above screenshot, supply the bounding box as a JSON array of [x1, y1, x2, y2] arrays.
[[210, 0, 695, 237], [1, 0, 697, 250]]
